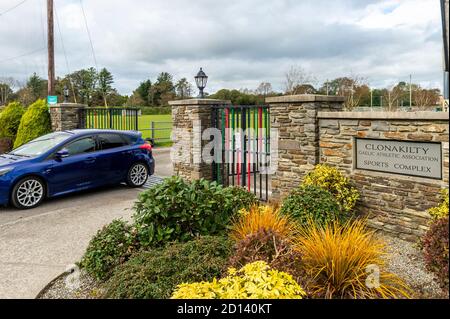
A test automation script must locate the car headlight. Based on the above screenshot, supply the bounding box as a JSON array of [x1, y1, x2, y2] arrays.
[[0, 167, 13, 177]]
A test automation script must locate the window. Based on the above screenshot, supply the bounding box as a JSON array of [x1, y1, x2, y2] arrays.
[[65, 137, 96, 156], [11, 132, 72, 157], [97, 134, 127, 150]]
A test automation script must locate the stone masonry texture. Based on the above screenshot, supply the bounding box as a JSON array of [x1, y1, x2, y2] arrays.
[[50, 103, 86, 131], [266, 95, 344, 199], [317, 112, 449, 241], [169, 99, 230, 182]]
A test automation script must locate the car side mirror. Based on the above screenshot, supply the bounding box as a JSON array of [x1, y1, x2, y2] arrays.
[[55, 149, 69, 159]]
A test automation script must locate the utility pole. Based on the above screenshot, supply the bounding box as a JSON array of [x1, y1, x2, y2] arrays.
[[47, 0, 55, 96], [370, 88, 373, 109], [409, 74, 412, 109]]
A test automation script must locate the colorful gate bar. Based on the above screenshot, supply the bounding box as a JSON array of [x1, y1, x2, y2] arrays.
[[81, 108, 139, 131], [211, 105, 270, 201]]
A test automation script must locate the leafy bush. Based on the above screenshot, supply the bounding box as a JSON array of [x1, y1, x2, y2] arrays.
[[133, 177, 256, 247], [14, 99, 51, 148], [103, 236, 232, 299], [79, 219, 138, 281], [295, 219, 411, 299], [171, 261, 306, 299], [0, 102, 25, 139], [280, 185, 344, 226], [302, 164, 359, 214], [231, 205, 298, 242], [228, 228, 308, 292], [422, 217, 449, 291], [428, 189, 449, 220]]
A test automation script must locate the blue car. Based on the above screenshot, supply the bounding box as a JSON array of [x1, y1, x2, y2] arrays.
[[0, 129, 154, 209]]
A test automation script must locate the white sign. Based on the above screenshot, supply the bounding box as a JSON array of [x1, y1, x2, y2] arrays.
[[356, 138, 442, 179]]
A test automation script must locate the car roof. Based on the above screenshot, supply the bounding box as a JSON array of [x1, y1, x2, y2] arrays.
[[66, 129, 142, 137]]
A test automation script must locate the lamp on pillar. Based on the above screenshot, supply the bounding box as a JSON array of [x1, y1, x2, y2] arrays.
[[63, 85, 69, 103], [195, 67, 208, 98]]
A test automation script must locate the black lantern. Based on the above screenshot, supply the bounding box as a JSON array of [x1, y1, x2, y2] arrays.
[[63, 85, 69, 103], [195, 67, 208, 98]]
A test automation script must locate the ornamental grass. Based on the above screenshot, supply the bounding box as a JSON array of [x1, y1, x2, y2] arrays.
[[294, 219, 411, 299]]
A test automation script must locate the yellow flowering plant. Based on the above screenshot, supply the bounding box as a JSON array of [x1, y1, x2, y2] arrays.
[[171, 261, 306, 299], [302, 164, 359, 214], [428, 189, 449, 220]]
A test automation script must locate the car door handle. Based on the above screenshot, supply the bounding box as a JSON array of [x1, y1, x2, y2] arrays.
[[84, 157, 96, 164]]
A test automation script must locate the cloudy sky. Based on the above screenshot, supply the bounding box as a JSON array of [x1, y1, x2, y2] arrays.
[[0, 0, 445, 95]]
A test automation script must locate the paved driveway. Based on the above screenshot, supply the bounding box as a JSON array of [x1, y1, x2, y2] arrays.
[[0, 147, 171, 299]]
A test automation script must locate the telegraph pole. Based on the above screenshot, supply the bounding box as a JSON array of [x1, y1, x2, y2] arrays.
[[47, 0, 55, 96], [409, 74, 412, 108]]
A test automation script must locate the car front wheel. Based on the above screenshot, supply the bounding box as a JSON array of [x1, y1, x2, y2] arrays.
[[126, 163, 148, 187], [11, 177, 46, 209]]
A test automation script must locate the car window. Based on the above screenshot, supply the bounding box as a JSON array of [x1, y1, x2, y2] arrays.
[[10, 132, 72, 157], [98, 134, 127, 150], [65, 137, 96, 156]]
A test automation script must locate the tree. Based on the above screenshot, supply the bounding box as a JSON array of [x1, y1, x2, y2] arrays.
[[26, 73, 47, 101], [324, 76, 369, 110], [175, 78, 193, 99], [125, 91, 145, 107], [255, 82, 273, 97], [70, 67, 98, 106], [0, 77, 17, 105], [382, 82, 408, 111], [136, 80, 152, 106], [97, 68, 114, 107], [151, 72, 175, 106], [292, 84, 317, 94], [412, 87, 441, 110], [284, 66, 316, 95]]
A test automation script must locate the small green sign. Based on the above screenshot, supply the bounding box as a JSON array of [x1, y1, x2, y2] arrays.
[[47, 96, 58, 105]]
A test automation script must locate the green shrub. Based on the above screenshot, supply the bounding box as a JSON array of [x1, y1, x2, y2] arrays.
[[302, 164, 359, 214], [13, 99, 51, 149], [0, 102, 25, 139], [280, 185, 344, 226], [133, 177, 256, 247], [422, 217, 449, 291], [79, 219, 138, 281], [171, 261, 307, 299], [103, 236, 232, 299]]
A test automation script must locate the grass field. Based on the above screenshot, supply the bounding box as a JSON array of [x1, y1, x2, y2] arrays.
[[138, 114, 172, 146]]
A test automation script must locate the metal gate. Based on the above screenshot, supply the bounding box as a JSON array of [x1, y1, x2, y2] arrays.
[[81, 108, 139, 131], [211, 105, 270, 201]]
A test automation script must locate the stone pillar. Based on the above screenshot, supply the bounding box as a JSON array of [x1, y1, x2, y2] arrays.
[[49, 103, 87, 131], [266, 94, 345, 199], [169, 98, 231, 182]]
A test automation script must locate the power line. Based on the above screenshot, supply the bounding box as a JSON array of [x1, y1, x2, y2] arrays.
[[55, 4, 77, 102], [79, 0, 107, 106], [0, 47, 45, 64], [79, 0, 98, 70], [0, 0, 29, 17]]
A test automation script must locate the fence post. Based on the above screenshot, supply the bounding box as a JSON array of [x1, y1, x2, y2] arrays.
[[151, 121, 155, 140], [265, 94, 345, 199], [135, 109, 139, 130], [169, 98, 231, 182], [49, 103, 87, 131]]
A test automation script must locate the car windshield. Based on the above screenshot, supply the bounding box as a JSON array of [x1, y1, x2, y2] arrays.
[[9, 132, 72, 157]]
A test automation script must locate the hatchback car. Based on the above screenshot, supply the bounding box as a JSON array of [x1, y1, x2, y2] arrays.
[[0, 129, 154, 209]]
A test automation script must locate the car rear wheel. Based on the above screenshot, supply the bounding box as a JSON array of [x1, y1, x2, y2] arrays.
[[126, 163, 148, 187], [11, 177, 46, 209]]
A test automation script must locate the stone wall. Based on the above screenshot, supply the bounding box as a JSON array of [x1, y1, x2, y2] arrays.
[[169, 99, 230, 182], [49, 103, 86, 131], [266, 95, 345, 198], [317, 111, 449, 241]]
